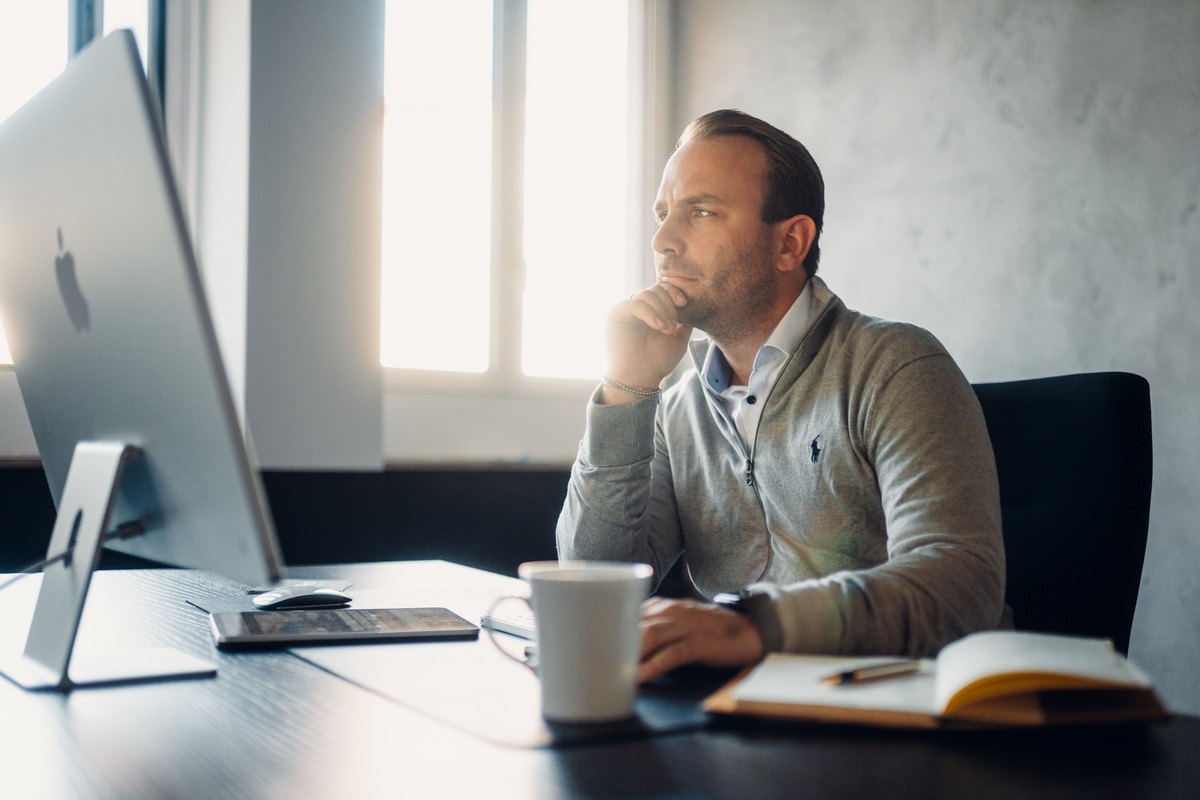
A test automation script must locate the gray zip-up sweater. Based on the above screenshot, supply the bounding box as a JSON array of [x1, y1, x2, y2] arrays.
[[557, 277, 1006, 658]]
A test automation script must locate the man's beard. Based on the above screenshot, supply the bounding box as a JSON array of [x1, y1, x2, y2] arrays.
[[666, 231, 778, 344]]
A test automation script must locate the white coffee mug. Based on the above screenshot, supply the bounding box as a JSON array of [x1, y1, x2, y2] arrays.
[[491, 560, 653, 723]]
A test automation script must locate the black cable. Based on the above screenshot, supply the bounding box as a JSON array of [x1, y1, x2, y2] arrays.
[[0, 551, 73, 594], [0, 520, 147, 595]]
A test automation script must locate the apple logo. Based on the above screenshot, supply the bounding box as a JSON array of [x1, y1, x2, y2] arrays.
[[55, 226, 89, 331]]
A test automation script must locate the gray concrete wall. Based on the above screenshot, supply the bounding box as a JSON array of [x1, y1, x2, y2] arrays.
[[668, 0, 1200, 713]]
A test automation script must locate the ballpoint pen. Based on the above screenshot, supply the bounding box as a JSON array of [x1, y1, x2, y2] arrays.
[[821, 660, 923, 686]]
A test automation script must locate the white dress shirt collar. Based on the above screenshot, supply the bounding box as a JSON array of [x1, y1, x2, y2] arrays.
[[697, 281, 815, 450]]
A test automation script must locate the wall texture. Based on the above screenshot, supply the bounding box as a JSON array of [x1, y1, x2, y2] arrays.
[[668, 0, 1200, 713]]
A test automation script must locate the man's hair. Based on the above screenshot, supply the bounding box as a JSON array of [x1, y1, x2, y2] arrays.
[[678, 109, 824, 276]]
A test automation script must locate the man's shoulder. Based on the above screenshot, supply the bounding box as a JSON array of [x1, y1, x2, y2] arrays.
[[824, 301, 950, 367], [808, 276, 947, 361]]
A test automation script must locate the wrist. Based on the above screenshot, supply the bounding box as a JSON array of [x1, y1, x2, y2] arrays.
[[600, 376, 661, 400], [713, 589, 783, 653]]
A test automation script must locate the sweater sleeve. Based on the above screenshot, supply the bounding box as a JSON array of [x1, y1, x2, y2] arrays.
[[754, 352, 1007, 657], [555, 387, 685, 585]]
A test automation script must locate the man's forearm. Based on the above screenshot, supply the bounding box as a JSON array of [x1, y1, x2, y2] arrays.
[[556, 392, 682, 575]]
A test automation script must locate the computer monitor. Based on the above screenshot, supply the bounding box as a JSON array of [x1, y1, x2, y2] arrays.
[[0, 30, 286, 690]]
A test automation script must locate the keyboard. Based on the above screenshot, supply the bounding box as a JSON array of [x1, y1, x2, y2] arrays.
[[480, 606, 537, 639]]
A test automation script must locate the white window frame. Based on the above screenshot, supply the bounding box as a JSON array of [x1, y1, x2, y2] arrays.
[[379, 0, 673, 464], [381, 0, 664, 405]]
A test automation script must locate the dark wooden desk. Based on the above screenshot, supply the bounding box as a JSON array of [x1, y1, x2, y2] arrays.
[[0, 561, 1196, 799]]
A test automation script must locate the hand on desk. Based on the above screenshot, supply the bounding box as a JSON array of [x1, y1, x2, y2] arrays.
[[638, 597, 764, 683]]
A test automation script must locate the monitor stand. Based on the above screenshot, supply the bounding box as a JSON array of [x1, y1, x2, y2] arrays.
[[0, 441, 216, 691]]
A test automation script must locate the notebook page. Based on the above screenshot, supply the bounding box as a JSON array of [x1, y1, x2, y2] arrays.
[[732, 654, 938, 716], [934, 631, 1152, 714]]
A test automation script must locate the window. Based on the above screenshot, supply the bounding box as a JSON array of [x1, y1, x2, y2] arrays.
[[381, 2, 493, 373], [0, 0, 151, 367], [521, 2, 632, 380], [0, 4, 67, 129], [381, 0, 644, 386]]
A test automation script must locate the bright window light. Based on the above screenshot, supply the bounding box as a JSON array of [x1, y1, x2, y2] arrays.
[[381, 1, 635, 382], [380, 1, 493, 372], [0, 0, 68, 365], [521, 1, 629, 380], [102, 0, 150, 70]]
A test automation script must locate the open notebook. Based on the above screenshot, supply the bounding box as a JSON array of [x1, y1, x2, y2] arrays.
[[705, 630, 1169, 729]]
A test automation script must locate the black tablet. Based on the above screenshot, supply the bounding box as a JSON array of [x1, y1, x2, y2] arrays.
[[210, 607, 479, 649]]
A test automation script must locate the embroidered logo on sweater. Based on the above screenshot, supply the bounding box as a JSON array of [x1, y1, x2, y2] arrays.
[[810, 435, 821, 463]]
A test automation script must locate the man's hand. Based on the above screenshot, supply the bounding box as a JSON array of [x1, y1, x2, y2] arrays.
[[637, 597, 764, 683], [602, 282, 693, 403]]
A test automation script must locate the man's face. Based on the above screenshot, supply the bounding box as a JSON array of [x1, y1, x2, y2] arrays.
[[651, 135, 779, 342]]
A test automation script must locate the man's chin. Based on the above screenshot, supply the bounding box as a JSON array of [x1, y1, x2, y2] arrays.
[[675, 306, 709, 331]]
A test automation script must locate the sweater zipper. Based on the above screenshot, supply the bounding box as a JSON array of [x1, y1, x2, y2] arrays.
[[741, 289, 822, 489]]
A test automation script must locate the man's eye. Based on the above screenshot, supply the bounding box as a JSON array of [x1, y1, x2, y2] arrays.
[[694, 209, 713, 217]]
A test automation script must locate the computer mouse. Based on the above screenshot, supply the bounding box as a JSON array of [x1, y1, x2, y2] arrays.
[[252, 585, 352, 610]]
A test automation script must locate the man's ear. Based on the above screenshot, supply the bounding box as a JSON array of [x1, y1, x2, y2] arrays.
[[775, 214, 816, 273]]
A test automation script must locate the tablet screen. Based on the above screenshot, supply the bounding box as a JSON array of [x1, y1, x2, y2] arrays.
[[210, 607, 479, 648]]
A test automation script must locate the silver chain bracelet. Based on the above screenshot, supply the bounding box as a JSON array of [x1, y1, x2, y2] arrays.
[[601, 376, 662, 399]]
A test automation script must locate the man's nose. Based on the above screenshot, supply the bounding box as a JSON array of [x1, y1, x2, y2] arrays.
[[652, 213, 682, 256]]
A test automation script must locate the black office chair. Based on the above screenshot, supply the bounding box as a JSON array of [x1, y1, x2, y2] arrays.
[[972, 372, 1152, 653]]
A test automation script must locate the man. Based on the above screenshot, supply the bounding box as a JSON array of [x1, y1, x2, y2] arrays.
[[557, 109, 1006, 683]]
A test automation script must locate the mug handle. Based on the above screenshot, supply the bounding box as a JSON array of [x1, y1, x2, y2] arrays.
[[483, 595, 537, 673]]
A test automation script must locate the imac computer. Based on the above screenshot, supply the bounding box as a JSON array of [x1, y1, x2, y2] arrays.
[[0, 30, 286, 690]]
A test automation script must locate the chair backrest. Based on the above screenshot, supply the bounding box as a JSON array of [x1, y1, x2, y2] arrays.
[[972, 372, 1152, 653]]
